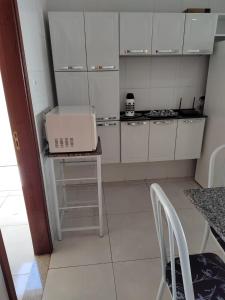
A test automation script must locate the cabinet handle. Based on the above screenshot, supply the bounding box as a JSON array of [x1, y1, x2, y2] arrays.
[[97, 116, 117, 121], [127, 121, 147, 126], [90, 65, 116, 71], [156, 49, 179, 54], [125, 49, 149, 54], [56, 66, 84, 71], [186, 49, 210, 54], [153, 120, 173, 125], [183, 119, 203, 124], [97, 123, 117, 127]]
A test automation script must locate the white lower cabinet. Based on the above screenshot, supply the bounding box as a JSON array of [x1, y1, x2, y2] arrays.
[[121, 121, 149, 163], [175, 118, 205, 160], [149, 119, 177, 162], [55, 72, 89, 105], [97, 121, 120, 163]]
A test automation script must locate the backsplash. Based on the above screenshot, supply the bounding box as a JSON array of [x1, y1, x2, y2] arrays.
[[120, 56, 209, 111]]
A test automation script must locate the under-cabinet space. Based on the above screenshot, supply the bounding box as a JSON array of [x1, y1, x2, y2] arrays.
[[175, 118, 205, 160], [121, 121, 149, 163], [55, 72, 89, 106], [152, 13, 185, 55], [120, 13, 153, 56], [149, 119, 177, 162], [97, 121, 120, 163]]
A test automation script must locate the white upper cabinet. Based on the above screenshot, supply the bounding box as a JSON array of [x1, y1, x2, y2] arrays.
[[152, 13, 185, 55], [48, 12, 87, 71], [183, 14, 218, 55], [55, 72, 89, 106], [88, 71, 120, 120], [85, 12, 119, 71], [120, 13, 153, 56]]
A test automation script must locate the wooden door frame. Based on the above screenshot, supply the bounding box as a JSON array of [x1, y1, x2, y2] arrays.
[[0, 231, 17, 300], [0, 0, 53, 255]]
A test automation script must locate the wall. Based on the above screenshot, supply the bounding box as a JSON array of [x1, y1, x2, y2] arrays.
[[0, 267, 9, 300], [17, 0, 56, 240], [120, 56, 208, 110], [47, 0, 225, 12]]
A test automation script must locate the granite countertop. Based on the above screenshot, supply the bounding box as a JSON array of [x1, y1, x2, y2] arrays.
[[185, 187, 225, 242], [120, 110, 207, 122]]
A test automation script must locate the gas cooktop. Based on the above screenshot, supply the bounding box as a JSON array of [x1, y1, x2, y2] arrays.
[[120, 109, 179, 120]]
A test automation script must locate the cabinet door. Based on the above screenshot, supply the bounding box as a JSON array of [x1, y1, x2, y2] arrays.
[[120, 13, 153, 56], [55, 72, 89, 106], [183, 14, 217, 55], [85, 12, 119, 71], [149, 120, 177, 161], [175, 119, 205, 160], [97, 122, 120, 163], [48, 12, 87, 71], [88, 71, 120, 121], [152, 13, 185, 55], [121, 121, 149, 163]]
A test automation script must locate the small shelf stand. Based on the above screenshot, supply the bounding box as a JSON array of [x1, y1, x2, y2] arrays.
[[47, 137, 103, 240]]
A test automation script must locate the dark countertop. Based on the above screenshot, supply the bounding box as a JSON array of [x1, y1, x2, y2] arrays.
[[120, 110, 207, 122], [185, 187, 225, 242]]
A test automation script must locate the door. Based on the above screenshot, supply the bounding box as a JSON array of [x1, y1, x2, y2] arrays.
[[48, 12, 87, 71], [149, 120, 177, 161], [88, 71, 120, 121], [152, 13, 185, 55], [120, 13, 153, 56], [55, 72, 89, 105], [175, 118, 205, 160], [85, 12, 119, 71], [121, 121, 149, 163], [97, 121, 120, 163], [183, 14, 217, 55]]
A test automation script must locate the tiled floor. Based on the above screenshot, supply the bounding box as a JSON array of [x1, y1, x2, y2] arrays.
[[43, 178, 224, 300]]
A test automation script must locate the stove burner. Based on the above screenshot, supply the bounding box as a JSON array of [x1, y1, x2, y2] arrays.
[[144, 110, 179, 118]]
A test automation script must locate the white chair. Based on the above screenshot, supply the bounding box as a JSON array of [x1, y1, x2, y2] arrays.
[[200, 144, 225, 253], [150, 183, 225, 300]]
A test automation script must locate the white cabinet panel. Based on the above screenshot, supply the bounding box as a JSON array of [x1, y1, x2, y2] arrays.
[[121, 121, 149, 163], [49, 12, 87, 71], [183, 14, 217, 55], [149, 119, 177, 161], [120, 13, 153, 56], [85, 12, 119, 71], [97, 121, 120, 163], [152, 13, 185, 55], [88, 71, 120, 120], [175, 118, 205, 160], [55, 72, 89, 106]]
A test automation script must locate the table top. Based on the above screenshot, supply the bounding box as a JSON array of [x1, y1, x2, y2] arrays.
[[46, 137, 102, 158], [185, 187, 225, 242]]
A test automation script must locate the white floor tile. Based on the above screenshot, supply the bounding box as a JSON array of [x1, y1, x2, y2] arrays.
[[43, 263, 117, 300], [50, 216, 111, 268], [13, 274, 30, 300], [1, 225, 34, 275], [104, 181, 152, 214], [108, 212, 159, 261], [114, 259, 171, 300]]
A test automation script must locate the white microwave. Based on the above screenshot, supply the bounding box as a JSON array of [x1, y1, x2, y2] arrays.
[[45, 106, 97, 153]]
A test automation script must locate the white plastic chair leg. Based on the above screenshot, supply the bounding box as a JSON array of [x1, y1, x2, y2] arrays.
[[156, 278, 166, 300], [200, 221, 210, 252]]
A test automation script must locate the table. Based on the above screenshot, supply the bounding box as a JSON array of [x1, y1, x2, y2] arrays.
[[47, 138, 103, 241], [185, 187, 225, 243]]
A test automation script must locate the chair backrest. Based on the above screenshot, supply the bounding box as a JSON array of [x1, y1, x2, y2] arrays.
[[208, 144, 225, 188], [150, 183, 195, 300]]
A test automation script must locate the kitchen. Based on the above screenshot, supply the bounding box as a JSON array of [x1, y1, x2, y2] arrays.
[[2, 0, 225, 299]]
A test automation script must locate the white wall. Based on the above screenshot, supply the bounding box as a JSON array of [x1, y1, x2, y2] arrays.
[[120, 56, 208, 110], [0, 267, 9, 300], [47, 0, 225, 12], [17, 0, 56, 240]]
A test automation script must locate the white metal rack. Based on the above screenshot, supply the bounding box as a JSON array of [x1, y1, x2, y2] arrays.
[[48, 138, 103, 240]]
